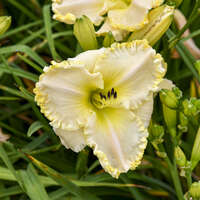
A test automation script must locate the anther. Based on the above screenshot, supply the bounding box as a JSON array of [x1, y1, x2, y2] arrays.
[[114, 91, 117, 99], [108, 91, 111, 98], [111, 88, 114, 96], [102, 95, 106, 100], [99, 93, 103, 99]]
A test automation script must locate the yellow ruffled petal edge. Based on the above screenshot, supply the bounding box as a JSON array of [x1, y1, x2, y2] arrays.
[[52, 0, 75, 24], [108, 11, 149, 32], [84, 113, 148, 178]]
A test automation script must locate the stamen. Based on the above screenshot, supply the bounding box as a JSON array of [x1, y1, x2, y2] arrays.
[[114, 91, 117, 99], [102, 95, 106, 100], [111, 88, 114, 96], [99, 93, 103, 99], [108, 91, 111, 98], [92, 88, 119, 109]]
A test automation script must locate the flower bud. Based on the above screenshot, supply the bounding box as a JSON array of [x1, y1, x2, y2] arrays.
[[178, 112, 188, 133], [159, 87, 182, 109], [0, 16, 11, 35], [162, 104, 177, 137], [174, 146, 187, 167], [103, 32, 115, 48], [129, 5, 174, 46], [182, 98, 200, 117], [149, 123, 164, 141], [189, 181, 200, 198], [149, 122, 165, 155], [74, 16, 98, 51], [191, 127, 200, 170]]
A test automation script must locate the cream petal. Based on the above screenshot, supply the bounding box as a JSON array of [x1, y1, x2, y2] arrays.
[[134, 0, 164, 9], [107, 0, 164, 32], [133, 94, 153, 128], [34, 61, 104, 130], [96, 18, 129, 41], [107, 0, 149, 31], [84, 108, 148, 178], [133, 79, 174, 128], [158, 79, 175, 91], [94, 40, 166, 109], [106, 0, 128, 10], [68, 48, 105, 73], [52, 0, 106, 25], [54, 127, 86, 152]]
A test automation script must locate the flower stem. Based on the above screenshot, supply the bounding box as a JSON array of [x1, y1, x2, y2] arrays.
[[161, 145, 184, 200], [186, 170, 192, 189]]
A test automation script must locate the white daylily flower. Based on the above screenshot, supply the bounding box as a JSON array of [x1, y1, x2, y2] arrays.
[[34, 40, 167, 178], [52, 0, 164, 41]]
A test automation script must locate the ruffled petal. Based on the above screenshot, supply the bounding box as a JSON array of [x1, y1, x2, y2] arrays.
[[133, 79, 174, 128], [94, 40, 166, 109], [133, 94, 153, 128], [52, 0, 107, 25], [107, 0, 164, 31], [96, 18, 129, 41], [84, 108, 148, 178], [54, 127, 86, 152], [107, 0, 148, 31], [68, 48, 105, 73], [34, 61, 104, 130]]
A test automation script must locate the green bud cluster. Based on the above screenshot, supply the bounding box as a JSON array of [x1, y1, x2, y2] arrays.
[[182, 98, 200, 117], [160, 87, 182, 109], [178, 112, 188, 133]]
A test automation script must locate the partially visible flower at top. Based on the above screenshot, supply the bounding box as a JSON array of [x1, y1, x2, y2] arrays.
[[34, 40, 168, 178], [52, 0, 164, 41]]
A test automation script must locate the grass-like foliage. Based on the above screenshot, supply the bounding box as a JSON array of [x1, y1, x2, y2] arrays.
[[0, 0, 200, 199]]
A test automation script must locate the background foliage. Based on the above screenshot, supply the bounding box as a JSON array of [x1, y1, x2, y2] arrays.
[[0, 0, 200, 199]]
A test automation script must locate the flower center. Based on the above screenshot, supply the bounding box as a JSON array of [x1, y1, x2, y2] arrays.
[[91, 88, 119, 109]]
